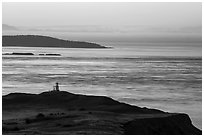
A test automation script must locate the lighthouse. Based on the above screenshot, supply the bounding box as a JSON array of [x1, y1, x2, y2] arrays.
[[55, 82, 59, 91], [52, 82, 60, 92]]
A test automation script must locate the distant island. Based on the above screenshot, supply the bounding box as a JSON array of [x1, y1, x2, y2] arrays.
[[3, 52, 61, 56], [39, 53, 61, 56], [2, 35, 108, 48], [3, 90, 201, 135], [3, 52, 34, 55]]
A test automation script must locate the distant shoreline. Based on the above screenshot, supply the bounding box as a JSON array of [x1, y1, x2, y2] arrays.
[[3, 52, 61, 56], [2, 35, 111, 49], [2, 45, 113, 49], [2, 51, 201, 59]]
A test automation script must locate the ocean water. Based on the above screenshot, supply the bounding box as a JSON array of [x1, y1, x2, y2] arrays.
[[2, 45, 202, 129]]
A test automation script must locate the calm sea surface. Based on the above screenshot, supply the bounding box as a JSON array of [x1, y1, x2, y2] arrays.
[[2, 45, 202, 129]]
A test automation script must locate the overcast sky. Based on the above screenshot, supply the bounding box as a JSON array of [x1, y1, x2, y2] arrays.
[[3, 2, 201, 27], [2, 2, 202, 45]]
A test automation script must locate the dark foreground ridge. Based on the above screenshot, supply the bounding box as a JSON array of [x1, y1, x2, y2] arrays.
[[2, 35, 108, 48], [2, 91, 201, 135]]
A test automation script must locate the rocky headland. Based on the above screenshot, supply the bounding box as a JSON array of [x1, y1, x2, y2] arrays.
[[2, 91, 202, 135], [2, 35, 109, 48]]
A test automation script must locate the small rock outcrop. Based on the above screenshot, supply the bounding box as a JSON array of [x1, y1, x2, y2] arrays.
[[3, 52, 34, 55]]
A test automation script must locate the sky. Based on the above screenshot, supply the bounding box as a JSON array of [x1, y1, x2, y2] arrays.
[[3, 2, 202, 27], [2, 2, 202, 48]]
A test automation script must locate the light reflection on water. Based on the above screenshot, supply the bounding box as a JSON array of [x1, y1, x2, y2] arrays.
[[2, 47, 202, 129]]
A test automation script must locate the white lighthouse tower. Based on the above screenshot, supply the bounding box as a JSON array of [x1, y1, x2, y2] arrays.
[[52, 82, 60, 92]]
